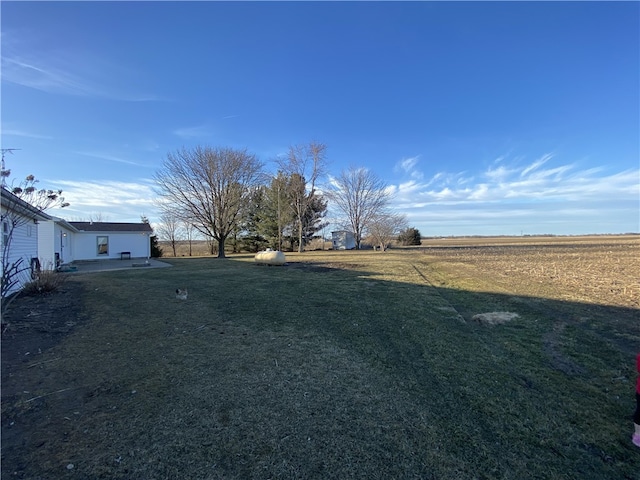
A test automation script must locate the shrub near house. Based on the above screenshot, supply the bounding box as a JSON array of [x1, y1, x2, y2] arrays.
[[1, 188, 53, 297]]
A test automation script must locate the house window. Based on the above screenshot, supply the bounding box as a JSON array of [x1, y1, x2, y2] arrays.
[[97, 236, 109, 255], [27, 225, 33, 237]]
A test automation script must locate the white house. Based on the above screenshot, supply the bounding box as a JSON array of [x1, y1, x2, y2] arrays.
[[331, 230, 356, 250], [38, 220, 153, 267], [1, 188, 53, 294], [2, 186, 155, 296], [37, 217, 78, 268]]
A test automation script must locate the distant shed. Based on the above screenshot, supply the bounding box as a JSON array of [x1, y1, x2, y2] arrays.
[[331, 230, 356, 250]]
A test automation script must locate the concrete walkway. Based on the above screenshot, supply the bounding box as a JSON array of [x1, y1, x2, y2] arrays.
[[63, 258, 173, 274]]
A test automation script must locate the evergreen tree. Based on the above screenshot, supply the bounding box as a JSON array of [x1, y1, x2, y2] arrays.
[[141, 215, 163, 257], [398, 227, 422, 246]]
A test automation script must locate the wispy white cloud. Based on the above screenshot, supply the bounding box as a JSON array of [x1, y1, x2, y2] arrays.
[[394, 155, 639, 207], [485, 164, 518, 183], [394, 155, 423, 180], [389, 154, 640, 234], [1, 33, 161, 101], [47, 179, 159, 223], [520, 153, 553, 177], [2, 55, 98, 96], [1, 128, 53, 140], [172, 124, 216, 139], [75, 151, 151, 168]]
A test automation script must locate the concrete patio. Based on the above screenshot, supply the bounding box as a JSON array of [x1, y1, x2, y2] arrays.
[[62, 258, 173, 274]]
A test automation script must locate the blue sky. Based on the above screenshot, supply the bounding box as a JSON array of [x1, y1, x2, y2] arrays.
[[2, 1, 638, 236]]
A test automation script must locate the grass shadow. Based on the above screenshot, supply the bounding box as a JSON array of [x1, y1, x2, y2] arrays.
[[2, 253, 639, 479]]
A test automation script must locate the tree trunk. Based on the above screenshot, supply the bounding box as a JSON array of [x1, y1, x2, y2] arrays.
[[298, 223, 303, 253], [217, 237, 226, 258]]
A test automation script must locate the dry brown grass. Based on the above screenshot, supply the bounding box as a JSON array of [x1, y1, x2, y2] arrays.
[[2, 235, 639, 479], [417, 235, 640, 309]]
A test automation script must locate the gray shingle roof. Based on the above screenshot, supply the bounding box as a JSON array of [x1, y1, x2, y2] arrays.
[[68, 222, 153, 233]]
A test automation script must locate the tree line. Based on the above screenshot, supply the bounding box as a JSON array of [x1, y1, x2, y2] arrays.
[[154, 143, 421, 258]]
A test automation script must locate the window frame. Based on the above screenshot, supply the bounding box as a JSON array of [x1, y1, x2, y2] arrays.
[[97, 235, 109, 256]]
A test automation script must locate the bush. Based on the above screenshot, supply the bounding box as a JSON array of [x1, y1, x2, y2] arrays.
[[22, 269, 67, 295], [398, 227, 422, 246], [150, 235, 163, 258]]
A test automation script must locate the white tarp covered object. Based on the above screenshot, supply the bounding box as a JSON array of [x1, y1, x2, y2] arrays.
[[255, 249, 286, 266]]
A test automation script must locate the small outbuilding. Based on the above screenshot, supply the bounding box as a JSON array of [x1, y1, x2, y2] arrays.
[[331, 230, 356, 250]]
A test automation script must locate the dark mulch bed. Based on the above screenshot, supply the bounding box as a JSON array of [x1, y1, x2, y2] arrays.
[[1, 279, 89, 477]]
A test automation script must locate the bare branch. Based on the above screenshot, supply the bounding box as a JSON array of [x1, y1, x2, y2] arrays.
[[277, 142, 328, 252], [154, 146, 263, 258], [368, 212, 408, 251], [325, 167, 392, 249]]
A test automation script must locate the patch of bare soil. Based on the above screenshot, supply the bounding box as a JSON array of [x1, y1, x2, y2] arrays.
[[1, 279, 89, 478], [471, 311, 520, 326]]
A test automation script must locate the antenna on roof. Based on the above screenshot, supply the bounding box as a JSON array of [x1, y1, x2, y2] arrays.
[[1, 148, 21, 188]]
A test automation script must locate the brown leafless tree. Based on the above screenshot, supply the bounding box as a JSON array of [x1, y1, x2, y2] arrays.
[[154, 146, 263, 258], [368, 212, 408, 251], [183, 220, 197, 256], [325, 167, 391, 249], [156, 209, 183, 257]]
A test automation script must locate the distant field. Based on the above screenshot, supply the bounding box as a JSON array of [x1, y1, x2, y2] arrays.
[[421, 234, 639, 247], [2, 235, 639, 479], [159, 234, 639, 257], [418, 235, 640, 309]]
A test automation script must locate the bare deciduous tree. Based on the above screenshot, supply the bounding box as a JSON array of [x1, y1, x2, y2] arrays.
[[156, 209, 183, 257], [87, 212, 109, 222], [183, 220, 197, 256], [368, 212, 408, 251], [325, 167, 391, 249], [154, 146, 263, 258], [278, 142, 327, 252]]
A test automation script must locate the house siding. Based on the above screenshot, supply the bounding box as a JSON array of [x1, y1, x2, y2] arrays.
[[38, 221, 78, 268], [56, 224, 75, 265], [2, 219, 39, 295], [74, 232, 150, 259], [9, 222, 39, 267], [2, 188, 52, 295], [37, 220, 55, 268], [331, 230, 356, 250]]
